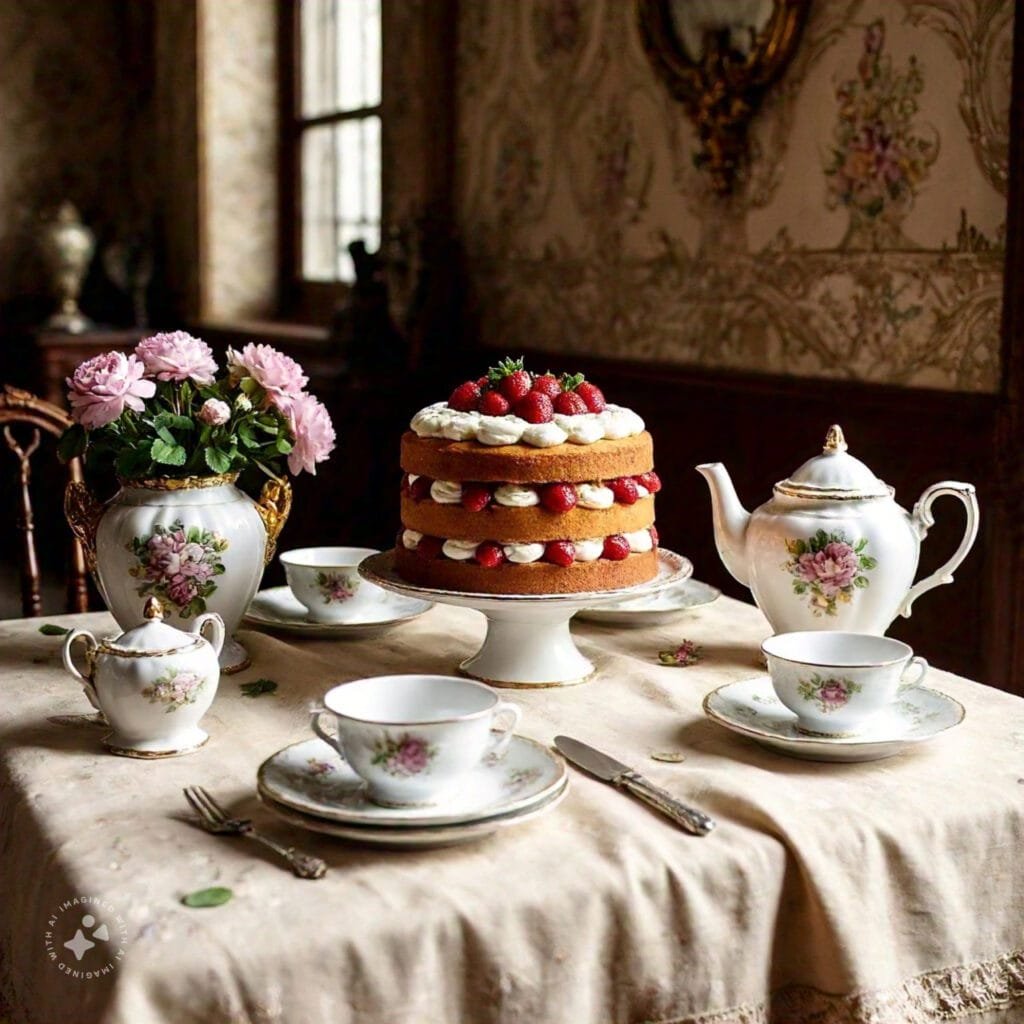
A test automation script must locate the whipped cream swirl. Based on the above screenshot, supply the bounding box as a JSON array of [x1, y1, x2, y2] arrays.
[[410, 402, 644, 448]]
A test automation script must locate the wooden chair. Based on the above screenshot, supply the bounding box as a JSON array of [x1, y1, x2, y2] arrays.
[[0, 385, 90, 616]]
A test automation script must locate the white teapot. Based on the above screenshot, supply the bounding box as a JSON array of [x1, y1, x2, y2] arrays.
[[696, 425, 979, 635], [62, 596, 224, 758]]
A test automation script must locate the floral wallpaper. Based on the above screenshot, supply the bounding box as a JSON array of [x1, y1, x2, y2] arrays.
[[455, 0, 1013, 392]]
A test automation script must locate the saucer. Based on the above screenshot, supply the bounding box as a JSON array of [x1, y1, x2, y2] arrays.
[[243, 586, 433, 637], [260, 782, 568, 848], [703, 676, 965, 762], [575, 577, 718, 626], [257, 735, 567, 827]]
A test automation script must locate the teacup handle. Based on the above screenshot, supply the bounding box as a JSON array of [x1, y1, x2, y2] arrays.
[[900, 656, 929, 689], [192, 612, 225, 656], [310, 709, 348, 763], [62, 629, 101, 711], [485, 701, 522, 762]]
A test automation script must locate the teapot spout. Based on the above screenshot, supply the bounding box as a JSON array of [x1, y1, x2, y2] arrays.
[[695, 463, 752, 586]]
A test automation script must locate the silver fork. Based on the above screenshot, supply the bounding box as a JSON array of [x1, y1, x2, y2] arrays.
[[183, 786, 327, 879]]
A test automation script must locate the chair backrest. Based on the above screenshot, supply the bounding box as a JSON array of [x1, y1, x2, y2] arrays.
[[0, 385, 90, 616]]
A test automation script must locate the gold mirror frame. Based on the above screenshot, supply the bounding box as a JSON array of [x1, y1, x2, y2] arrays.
[[638, 0, 810, 194]]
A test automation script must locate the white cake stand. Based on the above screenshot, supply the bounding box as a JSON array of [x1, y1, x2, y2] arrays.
[[359, 550, 692, 688]]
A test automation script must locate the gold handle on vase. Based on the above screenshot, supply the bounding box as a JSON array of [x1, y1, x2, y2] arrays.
[[64, 476, 103, 573], [255, 477, 292, 565]]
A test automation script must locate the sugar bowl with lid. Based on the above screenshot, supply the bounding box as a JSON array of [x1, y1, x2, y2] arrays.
[[61, 596, 224, 757]]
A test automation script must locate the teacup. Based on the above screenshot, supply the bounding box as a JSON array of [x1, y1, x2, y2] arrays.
[[311, 674, 522, 807], [279, 547, 384, 623], [761, 631, 928, 737]]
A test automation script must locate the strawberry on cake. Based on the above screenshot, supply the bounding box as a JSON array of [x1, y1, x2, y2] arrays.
[[395, 358, 661, 595]]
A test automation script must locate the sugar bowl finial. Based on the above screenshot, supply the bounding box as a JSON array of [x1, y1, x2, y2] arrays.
[[143, 596, 165, 620], [824, 425, 848, 453]]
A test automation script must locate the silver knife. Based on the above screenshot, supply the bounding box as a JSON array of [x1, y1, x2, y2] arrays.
[[553, 735, 715, 836]]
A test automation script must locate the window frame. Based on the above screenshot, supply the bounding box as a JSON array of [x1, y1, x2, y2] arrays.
[[277, 0, 384, 324]]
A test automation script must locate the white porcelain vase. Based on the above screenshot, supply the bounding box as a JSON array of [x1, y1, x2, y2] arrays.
[[66, 472, 291, 672]]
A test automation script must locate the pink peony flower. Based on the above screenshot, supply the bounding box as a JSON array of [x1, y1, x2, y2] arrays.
[[66, 352, 156, 429], [286, 393, 336, 476], [797, 541, 860, 597], [395, 738, 430, 774], [198, 398, 231, 426], [819, 680, 851, 707], [136, 331, 218, 384], [226, 343, 308, 412]]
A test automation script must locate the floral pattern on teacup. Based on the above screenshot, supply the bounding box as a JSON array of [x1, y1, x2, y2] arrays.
[[371, 734, 437, 777], [796, 674, 863, 714], [316, 571, 357, 604], [141, 666, 206, 712], [783, 529, 876, 616], [129, 519, 228, 618]]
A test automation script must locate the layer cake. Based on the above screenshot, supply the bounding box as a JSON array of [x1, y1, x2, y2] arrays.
[[394, 358, 660, 595]]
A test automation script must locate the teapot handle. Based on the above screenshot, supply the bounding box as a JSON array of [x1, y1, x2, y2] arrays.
[[192, 612, 225, 657], [62, 629, 101, 711], [898, 482, 979, 619]]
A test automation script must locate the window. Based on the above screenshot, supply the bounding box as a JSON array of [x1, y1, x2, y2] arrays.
[[281, 0, 382, 318]]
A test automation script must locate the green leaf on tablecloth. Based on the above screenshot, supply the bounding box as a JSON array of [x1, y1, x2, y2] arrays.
[[38, 623, 72, 636], [240, 678, 278, 698], [181, 886, 233, 908]]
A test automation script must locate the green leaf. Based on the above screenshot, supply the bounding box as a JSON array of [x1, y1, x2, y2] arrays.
[[275, 435, 293, 454], [117, 444, 154, 478], [57, 425, 87, 463], [181, 887, 233, 908], [853, 575, 869, 588], [240, 678, 278, 698], [240, 377, 261, 396], [204, 445, 232, 474], [860, 556, 878, 570], [155, 424, 178, 446], [855, 538, 868, 553], [39, 623, 71, 636], [151, 439, 187, 466]]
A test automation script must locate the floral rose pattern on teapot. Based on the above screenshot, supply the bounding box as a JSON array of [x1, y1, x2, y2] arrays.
[[141, 665, 208, 712], [783, 529, 877, 616], [372, 734, 437, 777], [129, 519, 229, 618], [796, 674, 862, 713], [316, 571, 357, 604]]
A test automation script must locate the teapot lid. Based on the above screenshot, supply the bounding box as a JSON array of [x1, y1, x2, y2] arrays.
[[775, 425, 891, 500], [103, 597, 202, 654]]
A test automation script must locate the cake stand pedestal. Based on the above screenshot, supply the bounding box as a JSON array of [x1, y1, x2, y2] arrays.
[[359, 550, 692, 688]]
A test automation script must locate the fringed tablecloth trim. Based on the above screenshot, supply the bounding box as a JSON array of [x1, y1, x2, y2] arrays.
[[654, 948, 1024, 1024]]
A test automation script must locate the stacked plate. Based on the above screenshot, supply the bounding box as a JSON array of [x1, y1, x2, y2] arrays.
[[575, 577, 720, 626], [258, 736, 568, 848]]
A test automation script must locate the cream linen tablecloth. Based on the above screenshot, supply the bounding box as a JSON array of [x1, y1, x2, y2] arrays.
[[2, 597, 1024, 1024]]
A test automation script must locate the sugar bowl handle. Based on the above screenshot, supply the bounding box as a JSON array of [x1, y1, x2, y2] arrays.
[[61, 629, 101, 711], [192, 612, 225, 656], [900, 482, 979, 619]]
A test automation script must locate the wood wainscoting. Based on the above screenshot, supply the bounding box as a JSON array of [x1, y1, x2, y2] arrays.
[[518, 353, 1008, 690]]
